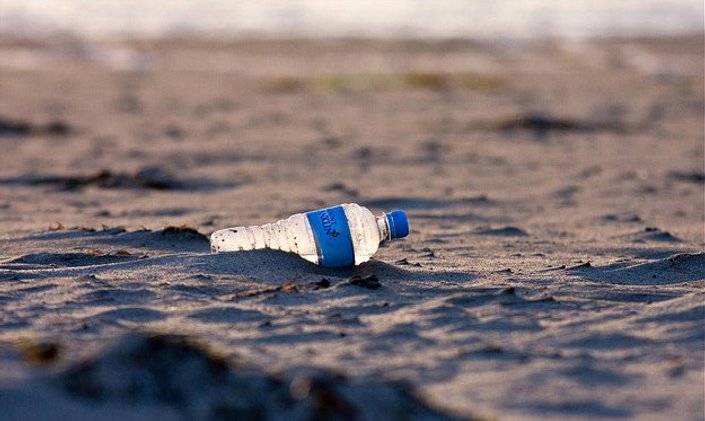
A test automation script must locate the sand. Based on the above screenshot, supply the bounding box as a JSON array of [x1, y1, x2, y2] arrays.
[[0, 35, 703, 420]]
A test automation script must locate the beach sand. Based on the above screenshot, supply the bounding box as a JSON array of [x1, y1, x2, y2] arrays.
[[0, 35, 703, 420]]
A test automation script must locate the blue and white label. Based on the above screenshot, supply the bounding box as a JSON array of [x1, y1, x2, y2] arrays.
[[306, 205, 354, 267]]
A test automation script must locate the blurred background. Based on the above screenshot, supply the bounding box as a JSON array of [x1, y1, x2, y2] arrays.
[[0, 1, 702, 233], [2, 0, 703, 39]]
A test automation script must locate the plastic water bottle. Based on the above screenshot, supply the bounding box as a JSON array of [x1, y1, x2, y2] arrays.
[[210, 203, 409, 267]]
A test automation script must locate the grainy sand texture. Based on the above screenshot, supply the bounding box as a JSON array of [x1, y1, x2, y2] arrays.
[[0, 35, 703, 420]]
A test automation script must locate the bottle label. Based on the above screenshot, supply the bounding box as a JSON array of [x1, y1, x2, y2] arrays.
[[306, 205, 354, 267]]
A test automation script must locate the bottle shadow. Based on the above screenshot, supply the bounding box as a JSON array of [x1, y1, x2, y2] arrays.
[[201, 249, 474, 287], [2, 232, 475, 292]]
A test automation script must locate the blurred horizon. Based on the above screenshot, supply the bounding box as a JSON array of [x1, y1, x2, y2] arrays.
[[2, 0, 703, 40]]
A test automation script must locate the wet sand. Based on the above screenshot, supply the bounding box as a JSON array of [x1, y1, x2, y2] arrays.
[[0, 35, 703, 420]]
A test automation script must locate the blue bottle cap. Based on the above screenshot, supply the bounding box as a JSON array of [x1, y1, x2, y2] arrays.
[[386, 210, 409, 239]]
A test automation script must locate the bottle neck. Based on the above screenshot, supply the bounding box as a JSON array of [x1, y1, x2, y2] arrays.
[[376, 215, 391, 242]]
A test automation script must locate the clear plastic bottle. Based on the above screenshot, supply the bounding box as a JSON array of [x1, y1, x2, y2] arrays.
[[210, 203, 409, 267]]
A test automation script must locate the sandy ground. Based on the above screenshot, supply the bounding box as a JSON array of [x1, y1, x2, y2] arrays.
[[0, 35, 703, 420]]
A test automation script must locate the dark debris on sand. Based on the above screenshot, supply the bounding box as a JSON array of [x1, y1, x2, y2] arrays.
[[640, 227, 682, 243], [471, 112, 628, 140], [313, 278, 332, 289], [18, 339, 62, 365], [0, 167, 234, 191], [160, 225, 209, 241], [475, 226, 529, 237], [668, 170, 705, 184], [348, 275, 382, 290], [6, 252, 138, 267], [227, 282, 300, 300], [1, 168, 185, 191], [55, 333, 463, 420], [0, 116, 72, 137]]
